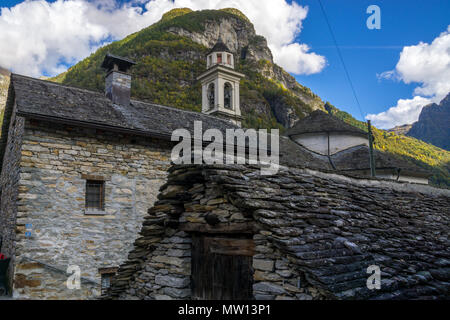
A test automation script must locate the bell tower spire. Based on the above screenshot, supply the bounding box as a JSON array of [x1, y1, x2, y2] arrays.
[[197, 38, 245, 127]]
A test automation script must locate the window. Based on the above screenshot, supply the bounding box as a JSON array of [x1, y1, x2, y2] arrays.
[[85, 180, 105, 210], [224, 83, 232, 109], [227, 54, 232, 65], [207, 83, 215, 109], [208, 55, 212, 67], [99, 267, 118, 295], [101, 274, 112, 294], [217, 53, 222, 64]]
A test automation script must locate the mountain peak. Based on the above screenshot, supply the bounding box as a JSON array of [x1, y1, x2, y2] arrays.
[[161, 8, 193, 22], [407, 92, 450, 151]]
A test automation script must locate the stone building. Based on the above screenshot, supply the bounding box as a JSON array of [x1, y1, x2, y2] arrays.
[[287, 110, 431, 184], [0, 52, 237, 299], [0, 40, 441, 300], [107, 163, 449, 300]]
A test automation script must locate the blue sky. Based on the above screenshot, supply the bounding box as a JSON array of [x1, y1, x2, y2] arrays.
[[293, 0, 450, 124], [0, 0, 449, 128]]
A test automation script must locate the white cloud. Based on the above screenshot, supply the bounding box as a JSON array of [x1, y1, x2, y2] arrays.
[[366, 96, 432, 129], [0, 0, 326, 77], [367, 26, 450, 129]]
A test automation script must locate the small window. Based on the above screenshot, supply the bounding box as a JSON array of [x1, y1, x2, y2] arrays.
[[227, 54, 232, 65], [85, 180, 105, 210], [101, 273, 112, 294], [217, 53, 222, 64], [208, 55, 212, 66], [99, 267, 117, 295]]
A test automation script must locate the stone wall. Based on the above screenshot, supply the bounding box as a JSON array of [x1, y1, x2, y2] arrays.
[[252, 234, 326, 300], [108, 165, 328, 300], [0, 109, 25, 292], [11, 119, 172, 299], [108, 163, 450, 300]]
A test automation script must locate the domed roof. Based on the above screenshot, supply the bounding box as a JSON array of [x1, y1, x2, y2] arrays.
[[208, 39, 232, 55]]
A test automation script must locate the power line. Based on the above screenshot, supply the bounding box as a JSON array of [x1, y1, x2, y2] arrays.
[[317, 0, 366, 120]]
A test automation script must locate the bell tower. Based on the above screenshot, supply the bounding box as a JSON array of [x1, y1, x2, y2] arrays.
[[197, 39, 245, 126]]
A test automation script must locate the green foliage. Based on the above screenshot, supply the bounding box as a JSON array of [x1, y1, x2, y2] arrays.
[[0, 75, 9, 136], [219, 8, 251, 23], [161, 8, 193, 22]]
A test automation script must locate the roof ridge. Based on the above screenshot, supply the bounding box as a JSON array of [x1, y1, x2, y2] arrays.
[[11, 73, 237, 128]]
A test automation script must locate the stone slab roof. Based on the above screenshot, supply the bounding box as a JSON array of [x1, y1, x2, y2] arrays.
[[331, 145, 430, 177], [287, 110, 368, 137], [3, 74, 430, 179], [108, 163, 450, 300], [10, 74, 237, 139], [207, 39, 232, 55]]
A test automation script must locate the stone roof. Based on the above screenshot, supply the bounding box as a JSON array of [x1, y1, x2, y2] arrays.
[[287, 110, 368, 137], [101, 53, 136, 72], [10, 74, 238, 139], [108, 163, 450, 300], [1, 74, 431, 181], [207, 39, 232, 55], [331, 145, 430, 177]]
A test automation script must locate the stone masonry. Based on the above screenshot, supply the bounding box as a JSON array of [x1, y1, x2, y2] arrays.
[[108, 163, 449, 300], [3, 118, 172, 299]]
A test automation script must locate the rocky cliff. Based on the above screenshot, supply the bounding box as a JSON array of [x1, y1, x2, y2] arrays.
[[406, 93, 450, 151], [0, 67, 11, 136], [51, 8, 324, 130], [388, 124, 413, 136]]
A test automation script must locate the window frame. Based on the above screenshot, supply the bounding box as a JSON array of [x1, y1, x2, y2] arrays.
[[99, 267, 118, 295], [84, 178, 106, 215]]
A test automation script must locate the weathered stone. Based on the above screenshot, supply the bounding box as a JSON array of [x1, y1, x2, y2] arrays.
[[163, 287, 191, 298], [253, 282, 286, 295], [253, 259, 274, 272], [154, 275, 189, 288]]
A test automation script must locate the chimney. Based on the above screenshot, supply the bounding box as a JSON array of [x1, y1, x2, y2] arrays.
[[101, 53, 136, 106]]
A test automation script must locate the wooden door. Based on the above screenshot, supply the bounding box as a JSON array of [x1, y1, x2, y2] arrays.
[[191, 235, 254, 300]]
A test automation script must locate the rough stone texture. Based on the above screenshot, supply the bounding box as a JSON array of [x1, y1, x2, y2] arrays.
[[0, 107, 25, 292], [108, 163, 450, 300], [7, 119, 171, 299]]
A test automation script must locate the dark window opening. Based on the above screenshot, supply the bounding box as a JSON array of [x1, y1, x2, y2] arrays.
[[224, 83, 232, 109], [85, 180, 105, 210], [207, 83, 215, 109], [217, 53, 222, 64], [100, 273, 114, 295]]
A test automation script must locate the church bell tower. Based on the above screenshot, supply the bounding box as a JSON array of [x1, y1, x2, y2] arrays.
[[197, 39, 245, 126]]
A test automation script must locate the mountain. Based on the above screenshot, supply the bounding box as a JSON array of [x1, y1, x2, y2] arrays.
[[388, 124, 413, 136], [0, 66, 11, 135], [42, 8, 447, 188], [52, 8, 324, 130], [406, 93, 450, 151]]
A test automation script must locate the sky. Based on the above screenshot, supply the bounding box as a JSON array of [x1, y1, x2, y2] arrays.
[[0, 0, 448, 129]]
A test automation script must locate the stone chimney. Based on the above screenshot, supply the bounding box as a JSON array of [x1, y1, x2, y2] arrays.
[[101, 53, 136, 106]]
